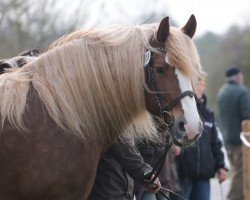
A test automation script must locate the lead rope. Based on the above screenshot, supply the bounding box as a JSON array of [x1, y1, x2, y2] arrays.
[[143, 50, 190, 200]]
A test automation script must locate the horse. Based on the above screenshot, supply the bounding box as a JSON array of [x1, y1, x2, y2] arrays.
[[0, 15, 205, 200], [0, 49, 39, 74]]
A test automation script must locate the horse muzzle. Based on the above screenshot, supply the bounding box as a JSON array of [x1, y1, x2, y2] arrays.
[[172, 118, 203, 147]]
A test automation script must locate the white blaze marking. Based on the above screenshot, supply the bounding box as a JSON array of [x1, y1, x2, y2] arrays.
[[175, 68, 200, 135]]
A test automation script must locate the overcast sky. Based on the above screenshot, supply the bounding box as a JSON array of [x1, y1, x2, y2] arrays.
[[167, 0, 250, 36], [81, 0, 250, 37]]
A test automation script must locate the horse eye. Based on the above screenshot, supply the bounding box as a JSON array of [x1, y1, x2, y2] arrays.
[[156, 67, 165, 75]]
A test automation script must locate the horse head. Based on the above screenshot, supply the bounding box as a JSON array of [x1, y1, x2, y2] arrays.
[[0, 49, 39, 74], [145, 15, 205, 146]]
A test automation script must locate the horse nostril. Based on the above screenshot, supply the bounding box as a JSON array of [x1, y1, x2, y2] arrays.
[[178, 121, 185, 132]]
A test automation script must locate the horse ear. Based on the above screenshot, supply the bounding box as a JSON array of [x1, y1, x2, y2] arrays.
[[0, 60, 11, 73], [181, 14, 197, 38], [157, 17, 170, 43]]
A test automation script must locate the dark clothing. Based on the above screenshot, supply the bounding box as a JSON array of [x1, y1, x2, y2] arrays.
[[88, 142, 152, 200], [158, 147, 180, 192], [134, 119, 180, 199], [171, 95, 227, 200], [217, 81, 250, 145], [177, 95, 226, 179], [134, 140, 166, 199], [217, 80, 249, 200], [134, 144, 180, 192]]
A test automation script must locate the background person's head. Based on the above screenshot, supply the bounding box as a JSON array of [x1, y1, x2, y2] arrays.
[[225, 65, 244, 84]]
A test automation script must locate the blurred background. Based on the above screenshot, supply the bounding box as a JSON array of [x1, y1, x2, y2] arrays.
[[1, 0, 250, 118]]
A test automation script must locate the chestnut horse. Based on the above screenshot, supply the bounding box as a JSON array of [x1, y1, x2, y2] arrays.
[[0, 15, 204, 199]]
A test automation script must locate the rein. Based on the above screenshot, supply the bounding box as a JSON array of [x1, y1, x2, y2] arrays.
[[143, 50, 194, 195], [143, 125, 172, 184]]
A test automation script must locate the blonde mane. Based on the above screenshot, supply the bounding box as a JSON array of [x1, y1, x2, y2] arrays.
[[46, 26, 205, 86], [167, 27, 205, 86], [0, 24, 205, 145]]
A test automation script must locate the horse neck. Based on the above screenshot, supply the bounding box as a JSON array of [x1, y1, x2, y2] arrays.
[[31, 36, 157, 147]]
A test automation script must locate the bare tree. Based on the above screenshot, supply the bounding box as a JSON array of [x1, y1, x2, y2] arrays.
[[0, 0, 171, 58], [0, 0, 90, 57]]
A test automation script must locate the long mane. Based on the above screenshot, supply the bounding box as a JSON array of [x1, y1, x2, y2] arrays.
[[0, 24, 205, 146], [0, 25, 160, 145]]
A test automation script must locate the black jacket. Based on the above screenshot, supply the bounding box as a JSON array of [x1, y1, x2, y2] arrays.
[[134, 118, 180, 199], [177, 95, 226, 179], [88, 141, 152, 200]]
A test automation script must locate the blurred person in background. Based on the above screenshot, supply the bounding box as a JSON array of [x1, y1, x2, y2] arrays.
[[217, 65, 250, 200], [171, 77, 228, 200]]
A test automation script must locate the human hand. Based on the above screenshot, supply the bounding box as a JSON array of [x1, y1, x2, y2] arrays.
[[147, 174, 161, 193], [217, 168, 227, 183], [173, 144, 181, 156]]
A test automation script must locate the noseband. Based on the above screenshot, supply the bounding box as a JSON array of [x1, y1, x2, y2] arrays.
[[144, 50, 195, 126]]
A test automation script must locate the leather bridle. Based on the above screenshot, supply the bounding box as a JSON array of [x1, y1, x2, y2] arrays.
[[144, 50, 195, 127], [143, 49, 195, 194]]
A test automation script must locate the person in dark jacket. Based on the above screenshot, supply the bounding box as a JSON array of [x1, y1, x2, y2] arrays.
[[172, 78, 228, 200], [134, 118, 180, 200], [88, 139, 161, 200], [217, 65, 250, 200]]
